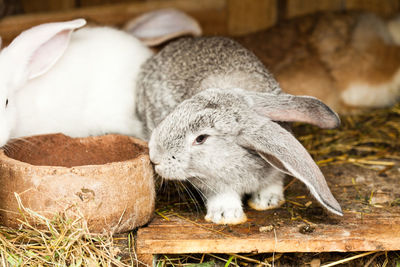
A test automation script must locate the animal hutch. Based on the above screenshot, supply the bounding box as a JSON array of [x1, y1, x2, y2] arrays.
[[1, 0, 400, 266]]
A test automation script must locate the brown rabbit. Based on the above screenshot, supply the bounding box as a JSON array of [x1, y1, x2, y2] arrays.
[[236, 11, 400, 114]]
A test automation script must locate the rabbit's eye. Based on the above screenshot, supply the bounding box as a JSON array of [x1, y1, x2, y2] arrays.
[[5, 99, 8, 108], [193, 134, 209, 145]]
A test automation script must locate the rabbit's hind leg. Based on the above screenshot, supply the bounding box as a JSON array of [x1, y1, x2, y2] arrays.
[[248, 173, 285, 211]]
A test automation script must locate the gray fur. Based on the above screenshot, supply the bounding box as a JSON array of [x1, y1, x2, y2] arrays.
[[136, 37, 342, 223], [136, 37, 281, 136]]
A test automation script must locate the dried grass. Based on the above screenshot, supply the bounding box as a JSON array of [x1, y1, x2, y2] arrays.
[[294, 104, 400, 168], [154, 251, 400, 266], [0, 193, 136, 266]]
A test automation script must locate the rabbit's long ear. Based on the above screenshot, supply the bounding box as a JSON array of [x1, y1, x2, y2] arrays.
[[7, 19, 86, 80], [237, 118, 342, 216], [253, 93, 340, 129], [124, 8, 201, 46]]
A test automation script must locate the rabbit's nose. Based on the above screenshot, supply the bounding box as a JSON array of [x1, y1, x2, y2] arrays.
[[154, 165, 163, 175], [148, 149, 160, 165], [151, 159, 160, 165]]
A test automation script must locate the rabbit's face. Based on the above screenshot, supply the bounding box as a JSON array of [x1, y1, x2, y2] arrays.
[[149, 89, 246, 181], [150, 124, 247, 182], [0, 88, 14, 147], [0, 96, 16, 147], [0, 19, 89, 147], [0, 51, 20, 147], [148, 128, 190, 180]]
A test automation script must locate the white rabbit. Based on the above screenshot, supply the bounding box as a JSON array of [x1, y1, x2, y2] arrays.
[[0, 9, 201, 147], [0, 19, 149, 146], [136, 37, 342, 224]]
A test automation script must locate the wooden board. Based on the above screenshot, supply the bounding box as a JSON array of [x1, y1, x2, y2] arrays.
[[3, 0, 400, 47], [137, 211, 400, 254], [345, 0, 400, 17], [285, 0, 344, 19], [0, 0, 227, 45], [284, 0, 400, 19], [227, 0, 277, 36], [21, 0, 76, 13], [136, 163, 400, 266]]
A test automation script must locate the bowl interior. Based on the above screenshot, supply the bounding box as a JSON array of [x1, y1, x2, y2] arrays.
[[4, 134, 147, 167]]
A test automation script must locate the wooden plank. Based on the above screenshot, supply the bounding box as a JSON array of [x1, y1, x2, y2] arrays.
[[79, 0, 144, 7], [0, 0, 227, 45], [137, 253, 154, 267], [0, 0, 23, 17], [137, 212, 400, 254], [285, 0, 344, 18], [285, 0, 400, 19], [345, 0, 400, 17], [227, 0, 277, 35], [21, 0, 76, 13], [136, 163, 400, 256]]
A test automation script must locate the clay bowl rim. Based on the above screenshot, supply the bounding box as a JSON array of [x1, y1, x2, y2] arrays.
[[0, 133, 150, 171]]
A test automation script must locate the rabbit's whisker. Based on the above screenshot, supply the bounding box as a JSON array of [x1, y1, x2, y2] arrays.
[[190, 176, 217, 195], [186, 179, 208, 204], [178, 181, 202, 215]]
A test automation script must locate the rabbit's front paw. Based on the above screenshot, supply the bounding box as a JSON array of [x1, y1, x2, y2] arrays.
[[248, 183, 285, 211], [205, 193, 247, 225]]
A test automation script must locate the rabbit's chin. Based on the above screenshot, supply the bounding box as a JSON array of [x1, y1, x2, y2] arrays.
[[154, 165, 187, 181], [161, 176, 187, 181]]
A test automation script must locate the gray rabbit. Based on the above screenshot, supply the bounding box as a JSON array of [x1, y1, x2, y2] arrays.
[[136, 37, 342, 224]]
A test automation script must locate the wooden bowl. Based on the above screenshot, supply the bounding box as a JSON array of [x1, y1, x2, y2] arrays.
[[0, 133, 155, 234]]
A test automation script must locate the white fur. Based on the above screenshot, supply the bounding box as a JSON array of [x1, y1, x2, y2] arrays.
[[124, 8, 202, 46], [205, 191, 247, 225], [341, 69, 400, 108], [149, 128, 190, 180], [0, 21, 153, 147], [248, 177, 284, 211]]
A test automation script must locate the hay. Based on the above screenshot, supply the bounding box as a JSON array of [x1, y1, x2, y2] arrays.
[[0, 193, 136, 266], [154, 251, 399, 266], [293, 104, 400, 168]]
